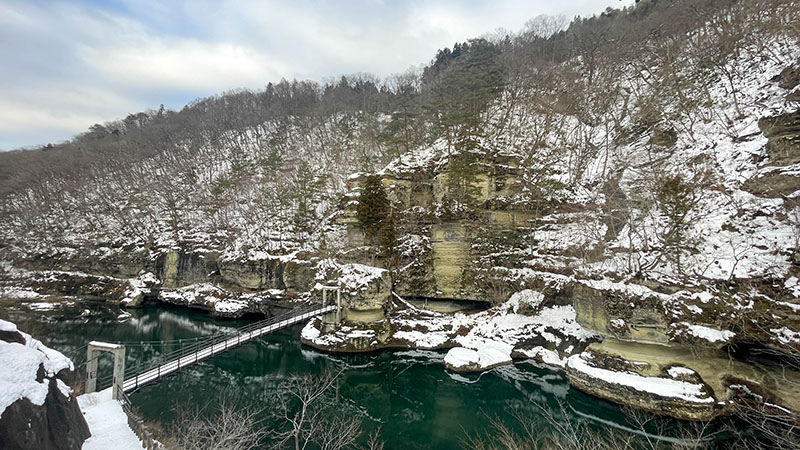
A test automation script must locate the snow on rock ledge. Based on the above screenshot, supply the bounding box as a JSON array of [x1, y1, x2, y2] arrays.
[[0, 318, 90, 450], [565, 351, 718, 421], [304, 289, 599, 370], [0, 319, 74, 415], [444, 339, 514, 372]]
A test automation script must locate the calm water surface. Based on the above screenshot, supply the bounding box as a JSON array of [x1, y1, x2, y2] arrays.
[[2, 300, 703, 449]]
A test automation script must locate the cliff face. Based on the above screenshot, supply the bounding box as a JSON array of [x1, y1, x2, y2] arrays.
[[0, 320, 90, 450], [303, 44, 800, 420]]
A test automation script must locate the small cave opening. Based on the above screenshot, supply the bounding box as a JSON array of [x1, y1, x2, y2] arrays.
[[724, 340, 800, 371]]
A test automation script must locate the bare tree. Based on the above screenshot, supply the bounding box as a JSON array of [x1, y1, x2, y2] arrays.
[[464, 400, 719, 450], [268, 370, 366, 450], [171, 399, 267, 450]]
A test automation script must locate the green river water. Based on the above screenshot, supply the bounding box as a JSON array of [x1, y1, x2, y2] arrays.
[[1, 300, 727, 449]]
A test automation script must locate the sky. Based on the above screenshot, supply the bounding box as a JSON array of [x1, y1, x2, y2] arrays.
[[0, 0, 625, 151]]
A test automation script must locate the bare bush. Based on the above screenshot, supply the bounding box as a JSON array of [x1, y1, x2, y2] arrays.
[[170, 399, 266, 450], [268, 369, 374, 450]]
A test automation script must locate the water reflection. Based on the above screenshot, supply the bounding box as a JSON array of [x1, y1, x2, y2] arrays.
[[0, 302, 667, 449]]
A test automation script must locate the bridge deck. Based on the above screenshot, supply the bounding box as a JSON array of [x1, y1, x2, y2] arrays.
[[122, 305, 335, 393]]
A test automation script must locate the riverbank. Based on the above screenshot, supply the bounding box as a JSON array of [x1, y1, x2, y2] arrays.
[[78, 390, 146, 450], [1, 301, 678, 450]]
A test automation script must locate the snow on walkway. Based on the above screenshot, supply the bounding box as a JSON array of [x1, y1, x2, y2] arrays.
[[78, 390, 144, 450]]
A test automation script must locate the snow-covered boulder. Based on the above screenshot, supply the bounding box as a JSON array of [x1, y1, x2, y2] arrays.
[[565, 351, 718, 421], [315, 260, 392, 322], [0, 319, 90, 450], [444, 340, 513, 372]]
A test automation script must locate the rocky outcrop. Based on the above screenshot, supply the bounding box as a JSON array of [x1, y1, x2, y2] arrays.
[[565, 350, 719, 421], [0, 380, 91, 450], [0, 320, 90, 450], [315, 260, 392, 322], [156, 250, 217, 288], [218, 258, 286, 290], [759, 111, 800, 166]]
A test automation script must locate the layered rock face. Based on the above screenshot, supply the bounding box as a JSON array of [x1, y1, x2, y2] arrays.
[[0, 248, 319, 318], [0, 320, 90, 450], [305, 51, 800, 421]]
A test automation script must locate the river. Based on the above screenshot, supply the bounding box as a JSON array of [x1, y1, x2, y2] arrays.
[[1, 300, 722, 449]]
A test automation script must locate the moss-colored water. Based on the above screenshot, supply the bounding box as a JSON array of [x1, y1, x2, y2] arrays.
[[2, 301, 724, 449]]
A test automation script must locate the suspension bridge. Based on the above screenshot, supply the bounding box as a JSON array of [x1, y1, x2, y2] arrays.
[[82, 289, 342, 400]]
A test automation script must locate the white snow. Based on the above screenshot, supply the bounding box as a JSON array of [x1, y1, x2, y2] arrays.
[[0, 319, 17, 332], [517, 346, 567, 367], [304, 290, 596, 371], [674, 323, 735, 343], [610, 319, 626, 328], [785, 277, 800, 298], [315, 260, 387, 294], [26, 302, 58, 311], [0, 320, 74, 417], [771, 327, 800, 345], [0, 287, 42, 299], [450, 338, 514, 370], [667, 366, 697, 378], [505, 289, 544, 313], [159, 283, 249, 315], [393, 330, 450, 349], [79, 390, 145, 450], [122, 272, 160, 305], [567, 353, 714, 404], [386, 291, 595, 360], [301, 321, 321, 341], [444, 347, 480, 369]]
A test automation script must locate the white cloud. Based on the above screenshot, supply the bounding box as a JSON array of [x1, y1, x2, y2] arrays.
[[81, 40, 290, 92], [0, 0, 626, 150]]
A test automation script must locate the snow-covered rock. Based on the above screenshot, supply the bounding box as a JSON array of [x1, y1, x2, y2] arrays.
[[565, 351, 717, 420], [0, 319, 90, 449]]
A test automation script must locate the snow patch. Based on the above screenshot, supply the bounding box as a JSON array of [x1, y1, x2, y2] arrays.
[[0, 321, 73, 416], [79, 390, 147, 450], [567, 353, 714, 404]]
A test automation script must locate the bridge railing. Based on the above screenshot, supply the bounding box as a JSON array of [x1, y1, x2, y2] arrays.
[[116, 303, 334, 393], [119, 389, 163, 450]]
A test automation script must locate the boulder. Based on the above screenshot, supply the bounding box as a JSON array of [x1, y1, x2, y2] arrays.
[[0, 320, 90, 450], [565, 351, 719, 421]]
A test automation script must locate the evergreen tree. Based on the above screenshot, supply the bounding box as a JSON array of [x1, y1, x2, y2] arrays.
[[259, 147, 283, 179], [356, 175, 398, 267], [445, 150, 482, 206], [356, 175, 390, 240], [292, 162, 327, 237]]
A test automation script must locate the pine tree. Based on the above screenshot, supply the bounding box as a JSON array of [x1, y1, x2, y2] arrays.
[[356, 175, 390, 241], [445, 151, 482, 206], [356, 175, 398, 267], [292, 162, 327, 237]]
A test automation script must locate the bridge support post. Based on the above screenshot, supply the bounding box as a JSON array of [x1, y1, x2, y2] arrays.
[[85, 348, 99, 394], [336, 289, 342, 325], [86, 341, 126, 400], [321, 286, 343, 332]]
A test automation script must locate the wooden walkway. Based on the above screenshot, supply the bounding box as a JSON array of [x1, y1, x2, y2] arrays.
[[121, 304, 336, 393]]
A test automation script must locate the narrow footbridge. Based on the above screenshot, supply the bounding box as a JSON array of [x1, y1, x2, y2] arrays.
[[85, 302, 337, 398]]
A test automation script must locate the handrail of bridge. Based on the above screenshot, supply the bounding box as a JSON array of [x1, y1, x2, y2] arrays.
[[117, 303, 335, 393], [118, 303, 316, 379]]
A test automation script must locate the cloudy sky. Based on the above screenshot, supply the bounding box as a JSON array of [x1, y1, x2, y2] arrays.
[[0, 0, 624, 150]]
